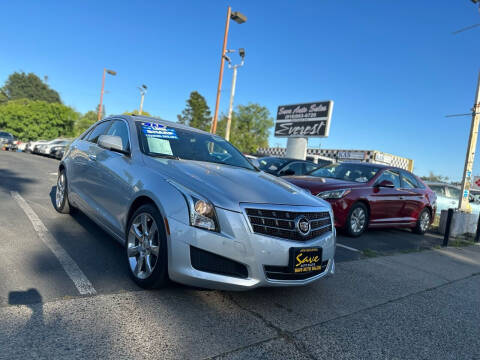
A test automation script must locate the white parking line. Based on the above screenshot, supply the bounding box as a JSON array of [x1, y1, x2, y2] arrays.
[[336, 243, 361, 252], [11, 191, 97, 295]]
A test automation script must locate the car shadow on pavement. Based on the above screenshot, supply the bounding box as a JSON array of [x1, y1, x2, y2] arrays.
[[0, 168, 37, 193]]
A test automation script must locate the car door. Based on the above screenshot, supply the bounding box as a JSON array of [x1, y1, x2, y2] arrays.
[[398, 170, 425, 222], [71, 120, 112, 215], [369, 169, 405, 224], [89, 119, 135, 236]]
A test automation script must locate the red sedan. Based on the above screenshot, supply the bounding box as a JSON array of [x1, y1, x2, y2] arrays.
[[284, 162, 436, 237]]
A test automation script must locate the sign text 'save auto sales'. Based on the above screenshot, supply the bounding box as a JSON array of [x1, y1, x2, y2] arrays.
[[274, 101, 334, 138]]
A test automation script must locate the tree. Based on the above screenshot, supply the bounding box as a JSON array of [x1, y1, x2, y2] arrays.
[[123, 110, 152, 117], [217, 103, 274, 154], [177, 91, 211, 131], [420, 171, 449, 183], [74, 110, 98, 136], [1, 72, 62, 103], [0, 99, 77, 140]]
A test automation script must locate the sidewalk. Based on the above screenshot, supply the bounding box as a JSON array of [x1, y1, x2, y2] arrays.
[[0, 245, 479, 360]]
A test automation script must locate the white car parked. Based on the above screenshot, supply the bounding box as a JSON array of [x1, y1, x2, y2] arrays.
[[426, 182, 480, 214]]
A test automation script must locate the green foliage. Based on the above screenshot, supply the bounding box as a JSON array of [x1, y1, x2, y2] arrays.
[[177, 91, 211, 131], [217, 103, 274, 154], [0, 99, 77, 140], [421, 171, 449, 183], [123, 110, 152, 117], [1, 72, 62, 103], [74, 110, 98, 136]]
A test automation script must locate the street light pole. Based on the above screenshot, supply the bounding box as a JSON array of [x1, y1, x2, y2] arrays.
[[98, 69, 107, 121], [225, 48, 245, 141], [225, 66, 237, 141], [210, 7, 247, 134], [459, 71, 480, 211], [138, 85, 147, 115], [97, 68, 117, 121]]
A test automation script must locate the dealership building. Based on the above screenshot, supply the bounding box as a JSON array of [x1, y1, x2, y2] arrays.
[[256, 147, 414, 172]]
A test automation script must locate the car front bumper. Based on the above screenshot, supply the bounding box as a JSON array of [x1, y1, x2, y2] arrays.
[[166, 205, 336, 291]]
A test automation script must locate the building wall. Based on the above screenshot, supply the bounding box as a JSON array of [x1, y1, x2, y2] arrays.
[[257, 147, 414, 171]]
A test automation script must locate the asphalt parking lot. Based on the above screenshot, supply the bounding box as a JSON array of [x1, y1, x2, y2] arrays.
[[1, 151, 479, 359]]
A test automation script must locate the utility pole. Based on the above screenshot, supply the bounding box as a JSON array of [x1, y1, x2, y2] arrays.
[[459, 71, 480, 211], [225, 48, 245, 141], [138, 84, 147, 115]]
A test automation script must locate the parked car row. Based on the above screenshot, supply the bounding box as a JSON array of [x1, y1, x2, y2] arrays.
[[23, 138, 72, 159], [7, 115, 439, 291]]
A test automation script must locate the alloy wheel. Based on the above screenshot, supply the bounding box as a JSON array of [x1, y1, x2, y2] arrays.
[[56, 173, 65, 209], [350, 207, 366, 234], [127, 213, 160, 280], [420, 211, 430, 232]]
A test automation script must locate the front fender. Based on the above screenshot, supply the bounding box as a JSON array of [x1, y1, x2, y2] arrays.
[[126, 180, 190, 230]]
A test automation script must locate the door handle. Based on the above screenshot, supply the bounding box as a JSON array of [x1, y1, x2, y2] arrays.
[[88, 154, 97, 161]]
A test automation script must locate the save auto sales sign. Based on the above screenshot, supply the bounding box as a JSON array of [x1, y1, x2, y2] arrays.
[[274, 101, 334, 138]]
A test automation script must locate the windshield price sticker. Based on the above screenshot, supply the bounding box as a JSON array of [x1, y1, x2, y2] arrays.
[[141, 122, 178, 139]]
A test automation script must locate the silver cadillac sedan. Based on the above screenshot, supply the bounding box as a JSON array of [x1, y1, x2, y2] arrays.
[[55, 115, 336, 290]]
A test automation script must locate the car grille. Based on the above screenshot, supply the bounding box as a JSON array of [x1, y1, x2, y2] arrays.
[[245, 208, 332, 241], [264, 260, 329, 280]]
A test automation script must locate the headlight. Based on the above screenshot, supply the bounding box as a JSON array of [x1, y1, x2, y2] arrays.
[[167, 180, 219, 232], [317, 189, 351, 199]]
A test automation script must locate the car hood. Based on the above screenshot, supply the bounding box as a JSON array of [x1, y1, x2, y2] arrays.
[[283, 176, 367, 195], [144, 157, 328, 212]]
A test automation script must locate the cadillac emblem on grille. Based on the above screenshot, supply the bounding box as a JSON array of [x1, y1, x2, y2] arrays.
[[295, 216, 311, 236]]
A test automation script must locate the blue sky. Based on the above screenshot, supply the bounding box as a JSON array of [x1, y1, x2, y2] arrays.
[[1, 0, 480, 180]]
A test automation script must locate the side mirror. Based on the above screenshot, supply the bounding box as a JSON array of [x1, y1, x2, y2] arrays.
[[376, 179, 395, 188], [98, 135, 127, 154]]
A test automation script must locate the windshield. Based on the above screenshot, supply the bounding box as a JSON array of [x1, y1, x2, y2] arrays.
[[137, 121, 255, 170], [258, 157, 291, 174], [309, 163, 381, 183], [0, 132, 13, 139]]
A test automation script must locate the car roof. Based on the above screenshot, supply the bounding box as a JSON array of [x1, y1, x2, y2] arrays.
[[107, 115, 213, 136], [259, 157, 313, 163]]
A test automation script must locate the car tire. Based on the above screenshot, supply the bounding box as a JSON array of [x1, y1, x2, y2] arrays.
[[346, 202, 369, 237], [126, 204, 169, 289], [413, 208, 430, 235], [54, 169, 72, 214]]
